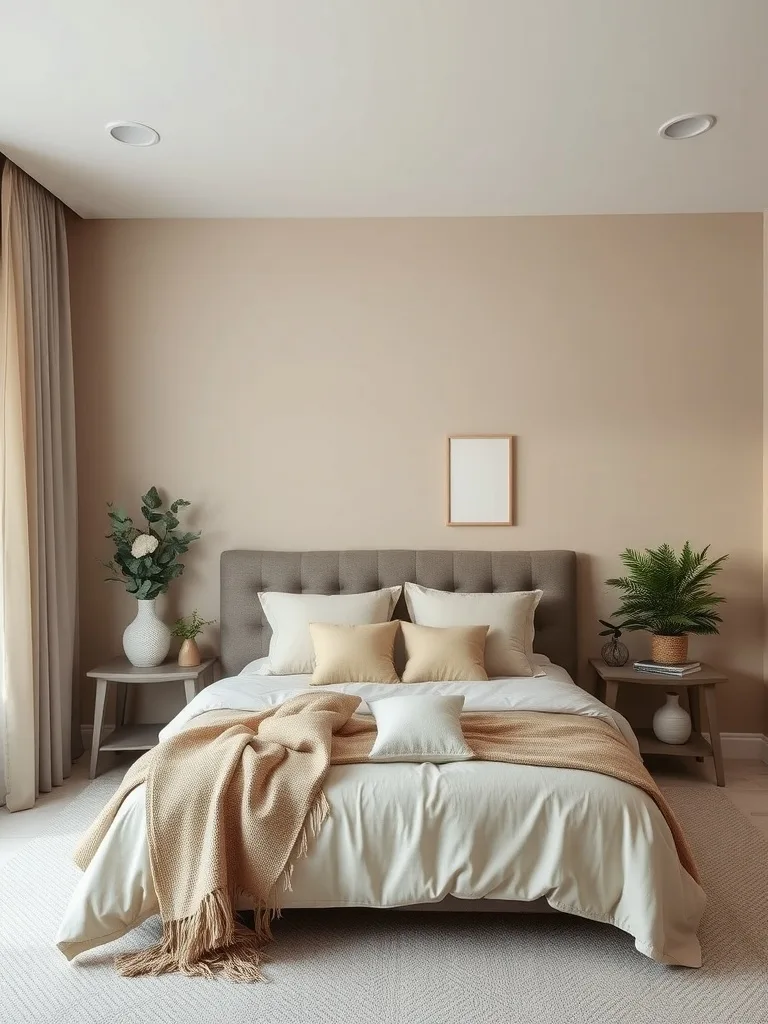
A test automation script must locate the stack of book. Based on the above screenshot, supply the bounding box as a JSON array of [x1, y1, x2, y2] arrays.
[[633, 660, 701, 677]]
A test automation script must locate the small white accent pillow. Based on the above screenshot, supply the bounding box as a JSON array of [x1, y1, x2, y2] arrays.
[[403, 583, 543, 678], [257, 587, 402, 675], [368, 695, 475, 764]]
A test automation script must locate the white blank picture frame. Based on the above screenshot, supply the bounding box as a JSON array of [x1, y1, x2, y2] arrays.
[[447, 435, 514, 526]]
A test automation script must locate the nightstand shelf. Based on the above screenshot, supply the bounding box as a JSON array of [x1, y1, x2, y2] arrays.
[[86, 656, 217, 777], [99, 723, 164, 752], [634, 728, 712, 759]]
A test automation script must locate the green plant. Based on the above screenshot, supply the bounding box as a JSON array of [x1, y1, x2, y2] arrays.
[[598, 619, 623, 639], [171, 610, 215, 640], [606, 542, 727, 637], [103, 486, 201, 600]]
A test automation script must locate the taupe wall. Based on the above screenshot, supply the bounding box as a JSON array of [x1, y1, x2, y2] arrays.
[[68, 215, 764, 731]]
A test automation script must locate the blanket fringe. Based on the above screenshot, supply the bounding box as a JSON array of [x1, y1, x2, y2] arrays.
[[115, 888, 266, 982], [278, 789, 330, 894], [114, 789, 331, 982]]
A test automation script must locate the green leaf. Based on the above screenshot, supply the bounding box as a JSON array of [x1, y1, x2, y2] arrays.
[[170, 498, 190, 514], [106, 503, 130, 523], [141, 486, 162, 511], [178, 530, 201, 547], [141, 508, 165, 523]]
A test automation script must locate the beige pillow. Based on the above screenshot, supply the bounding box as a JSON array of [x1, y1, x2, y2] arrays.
[[403, 583, 543, 678], [310, 621, 401, 685], [401, 621, 489, 683]]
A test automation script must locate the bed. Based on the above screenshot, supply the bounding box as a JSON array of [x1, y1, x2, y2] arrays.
[[56, 549, 705, 967]]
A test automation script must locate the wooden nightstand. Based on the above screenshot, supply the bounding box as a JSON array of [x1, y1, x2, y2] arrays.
[[86, 657, 217, 778], [589, 658, 727, 787]]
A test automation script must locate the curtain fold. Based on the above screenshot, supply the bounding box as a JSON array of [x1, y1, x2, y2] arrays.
[[0, 159, 79, 811]]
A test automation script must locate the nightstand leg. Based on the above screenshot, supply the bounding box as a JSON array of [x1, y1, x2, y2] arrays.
[[688, 686, 704, 762], [703, 684, 725, 787], [90, 679, 108, 779], [183, 678, 197, 705], [116, 682, 128, 727], [604, 680, 619, 710]]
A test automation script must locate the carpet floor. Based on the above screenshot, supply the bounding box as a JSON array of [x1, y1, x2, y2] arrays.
[[0, 771, 766, 1024]]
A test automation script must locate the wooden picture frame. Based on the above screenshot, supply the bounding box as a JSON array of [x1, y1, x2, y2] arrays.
[[446, 435, 514, 526]]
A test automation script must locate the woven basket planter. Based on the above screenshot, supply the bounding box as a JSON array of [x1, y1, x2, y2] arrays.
[[651, 634, 689, 665]]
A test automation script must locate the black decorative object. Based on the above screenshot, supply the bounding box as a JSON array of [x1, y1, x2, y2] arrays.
[[598, 619, 629, 667]]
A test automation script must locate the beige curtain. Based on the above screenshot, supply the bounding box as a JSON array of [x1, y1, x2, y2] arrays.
[[0, 160, 79, 812]]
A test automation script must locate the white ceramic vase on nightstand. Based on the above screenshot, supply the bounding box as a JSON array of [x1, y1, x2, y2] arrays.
[[652, 692, 692, 745], [123, 598, 171, 667]]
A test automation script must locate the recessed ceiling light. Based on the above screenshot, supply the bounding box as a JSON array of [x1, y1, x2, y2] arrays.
[[658, 113, 717, 140], [106, 121, 160, 147]]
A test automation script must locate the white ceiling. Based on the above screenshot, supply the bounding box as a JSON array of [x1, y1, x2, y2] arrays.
[[2, 0, 767, 219]]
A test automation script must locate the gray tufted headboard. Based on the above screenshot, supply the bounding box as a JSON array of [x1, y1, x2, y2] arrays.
[[220, 550, 577, 679]]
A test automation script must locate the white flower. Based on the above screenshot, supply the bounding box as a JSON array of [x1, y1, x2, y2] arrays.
[[131, 533, 159, 558]]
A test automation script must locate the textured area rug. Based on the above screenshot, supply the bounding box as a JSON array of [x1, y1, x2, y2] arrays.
[[0, 772, 766, 1023]]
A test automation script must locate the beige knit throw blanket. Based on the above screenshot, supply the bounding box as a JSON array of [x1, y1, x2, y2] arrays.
[[75, 691, 698, 981]]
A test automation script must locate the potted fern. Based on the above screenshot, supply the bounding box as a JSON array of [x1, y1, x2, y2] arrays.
[[606, 542, 727, 664]]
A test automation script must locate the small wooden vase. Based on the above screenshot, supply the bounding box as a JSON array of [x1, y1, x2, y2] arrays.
[[651, 634, 688, 665], [178, 638, 201, 667]]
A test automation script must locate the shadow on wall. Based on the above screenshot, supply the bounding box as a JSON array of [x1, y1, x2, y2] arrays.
[[576, 552, 598, 693]]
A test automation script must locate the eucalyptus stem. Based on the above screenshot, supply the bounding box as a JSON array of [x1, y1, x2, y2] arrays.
[[103, 486, 201, 601]]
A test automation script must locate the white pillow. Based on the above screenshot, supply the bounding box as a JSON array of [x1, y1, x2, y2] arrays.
[[257, 587, 402, 675], [403, 583, 543, 678], [368, 695, 475, 764]]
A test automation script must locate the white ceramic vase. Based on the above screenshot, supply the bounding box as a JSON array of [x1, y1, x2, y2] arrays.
[[123, 598, 171, 668], [652, 692, 692, 745]]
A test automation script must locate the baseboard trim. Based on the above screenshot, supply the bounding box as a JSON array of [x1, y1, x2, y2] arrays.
[[81, 724, 115, 751], [705, 732, 768, 763]]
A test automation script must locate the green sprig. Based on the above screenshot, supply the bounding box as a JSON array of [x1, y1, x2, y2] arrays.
[[171, 610, 215, 640]]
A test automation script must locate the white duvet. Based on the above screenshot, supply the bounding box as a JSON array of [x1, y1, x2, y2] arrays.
[[56, 658, 705, 967]]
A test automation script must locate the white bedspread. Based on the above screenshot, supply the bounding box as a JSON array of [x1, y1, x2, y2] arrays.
[[56, 659, 705, 967]]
